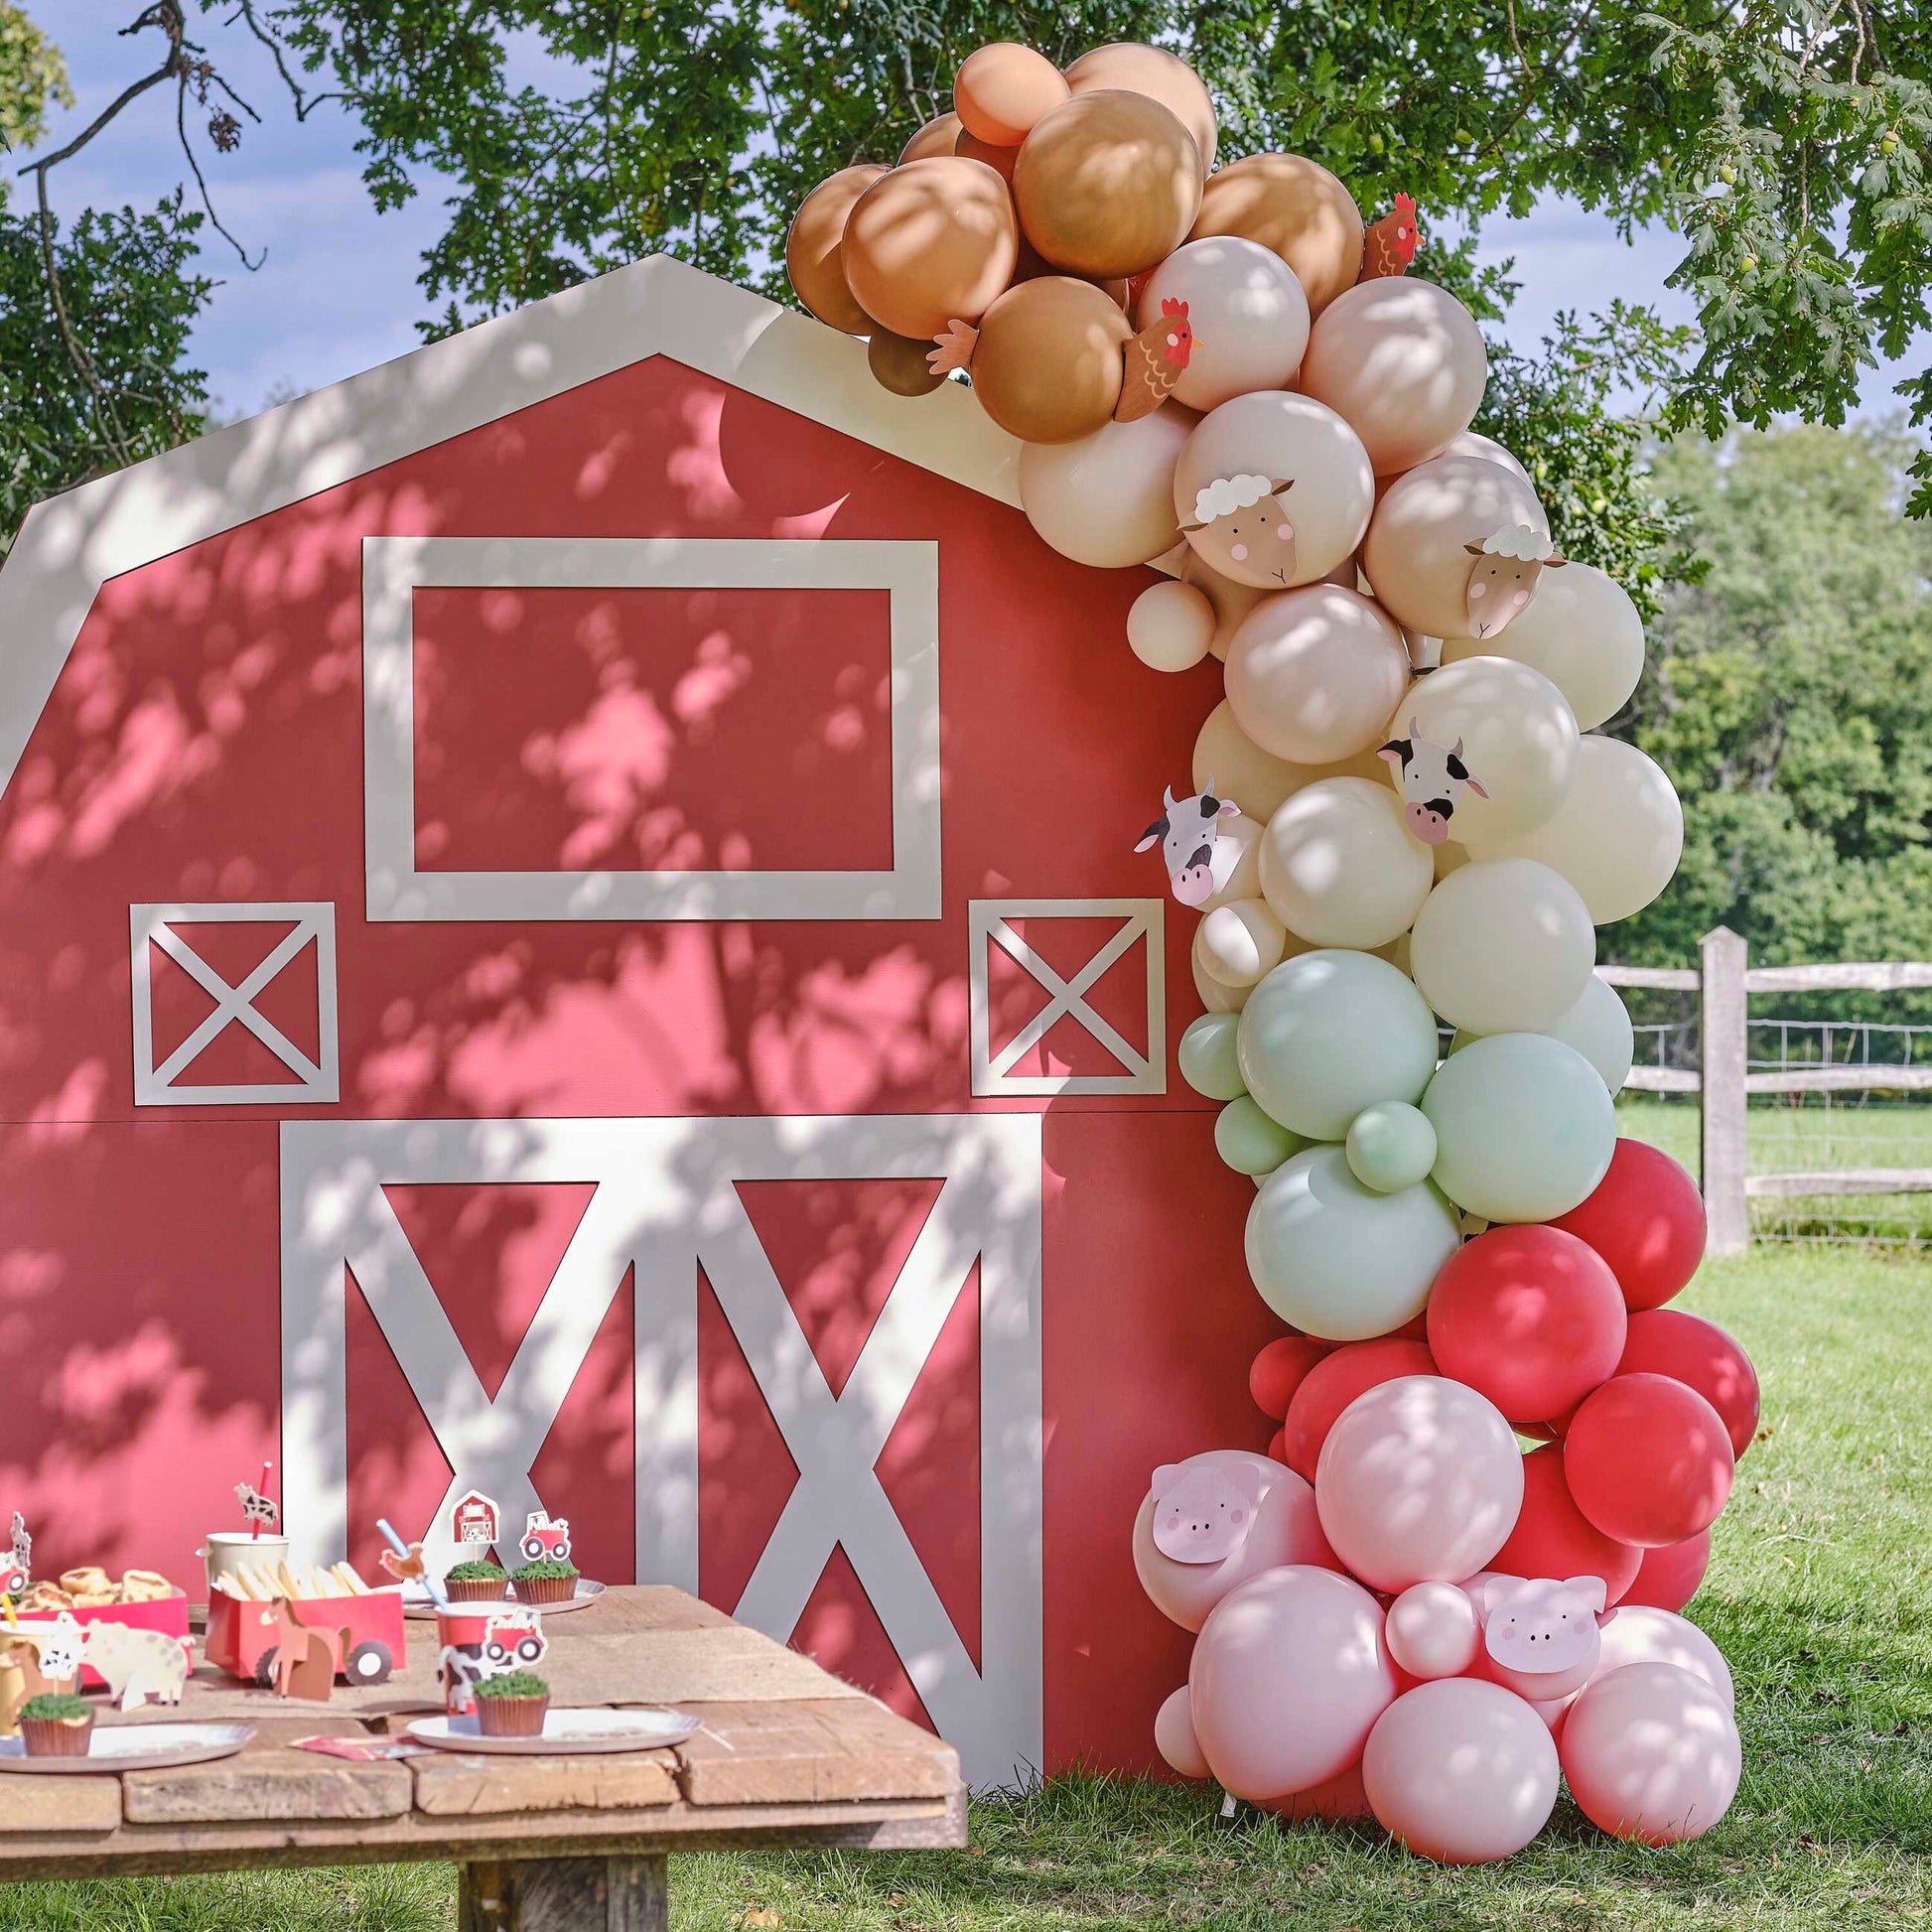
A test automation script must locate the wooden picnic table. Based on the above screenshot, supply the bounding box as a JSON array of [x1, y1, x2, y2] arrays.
[[0, 1587, 964, 1929]]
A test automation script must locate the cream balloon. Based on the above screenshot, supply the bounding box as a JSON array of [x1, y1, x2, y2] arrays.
[[1361, 452, 1550, 639], [1195, 918, 1306, 1002], [1260, 776, 1435, 948], [1300, 279, 1488, 477], [1018, 407, 1194, 567], [1198, 897, 1290, 986], [1199, 809, 1263, 909], [1396, 656, 1579, 844], [1193, 700, 1385, 822], [1192, 947, 1251, 1014], [1590, 1606, 1734, 1707], [1135, 236, 1311, 411], [1408, 858, 1596, 1036], [1173, 392, 1375, 589], [1127, 579, 1215, 671], [1442, 562, 1644, 732], [1468, 736, 1684, 925], [1225, 585, 1411, 763]]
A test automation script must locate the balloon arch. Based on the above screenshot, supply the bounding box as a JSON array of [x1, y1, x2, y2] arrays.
[[789, 38, 1751, 1862]]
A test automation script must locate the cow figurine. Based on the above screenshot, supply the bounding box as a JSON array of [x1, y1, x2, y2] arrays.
[[1177, 474, 1297, 586], [7, 1511, 29, 1592], [1136, 781, 1240, 906], [518, 1511, 572, 1565], [1150, 1460, 1264, 1565], [1468, 1574, 1606, 1701], [1462, 524, 1567, 637], [5, 1610, 84, 1692], [233, 1480, 279, 1531], [1378, 720, 1487, 845], [81, 1620, 194, 1712]]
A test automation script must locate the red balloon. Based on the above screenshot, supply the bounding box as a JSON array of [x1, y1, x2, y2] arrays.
[[1488, 1444, 1641, 1604], [1551, 1139, 1706, 1311], [1427, 1226, 1627, 1423], [1250, 1335, 1332, 1421], [1565, 1373, 1734, 1549], [1621, 1528, 1713, 1612], [1267, 1427, 1289, 1464], [1615, 1310, 1759, 1458], [1280, 1338, 1436, 1482]]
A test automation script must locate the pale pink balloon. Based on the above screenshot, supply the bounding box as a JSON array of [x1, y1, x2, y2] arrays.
[[1591, 1606, 1734, 1707], [1189, 1566, 1397, 1799], [1561, 1661, 1741, 1845], [1363, 1678, 1560, 1863], [1133, 1449, 1335, 1632], [1314, 1375, 1525, 1591], [1385, 1581, 1481, 1681], [1256, 1759, 1374, 1823], [1224, 583, 1411, 764], [1136, 235, 1311, 411], [1155, 1684, 1211, 1778]]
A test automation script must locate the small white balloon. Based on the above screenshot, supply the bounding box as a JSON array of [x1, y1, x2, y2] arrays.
[[1128, 579, 1215, 671], [1019, 408, 1194, 568], [1260, 776, 1435, 949], [1192, 945, 1252, 1014], [1136, 236, 1311, 412], [1226, 584, 1412, 764], [1198, 897, 1290, 986], [1442, 562, 1644, 732], [1409, 857, 1596, 1036]]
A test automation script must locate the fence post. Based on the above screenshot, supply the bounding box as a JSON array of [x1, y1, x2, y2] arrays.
[[1700, 925, 1749, 1256]]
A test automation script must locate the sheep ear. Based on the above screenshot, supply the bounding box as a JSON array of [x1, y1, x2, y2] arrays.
[[1176, 517, 1203, 533], [1545, 554, 1569, 568], [1269, 477, 1293, 493], [1463, 540, 1487, 556]]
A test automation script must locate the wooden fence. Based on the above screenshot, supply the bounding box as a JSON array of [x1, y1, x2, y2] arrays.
[[1599, 927, 1932, 1256]]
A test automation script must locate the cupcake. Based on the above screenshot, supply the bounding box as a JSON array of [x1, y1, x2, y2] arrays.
[[511, 1558, 579, 1605], [18, 1693, 94, 1758], [473, 1671, 549, 1738], [443, 1558, 511, 1602]]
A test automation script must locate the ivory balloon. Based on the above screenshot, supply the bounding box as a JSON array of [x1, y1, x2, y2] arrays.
[[1397, 656, 1580, 845], [1226, 586, 1411, 763], [1300, 279, 1489, 476], [1539, 973, 1634, 1096], [1018, 407, 1193, 567], [786, 165, 890, 334], [965, 276, 1131, 442], [1174, 392, 1375, 588], [1442, 561, 1644, 731], [1259, 776, 1435, 949], [866, 326, 945, 396], [899, 113, 961, 162], [1135, 237, 1311, 411], [1561, 1663, 1741, 1845], [1189, 153, 1363, 315], [1470, 737, 1684, 925], [1409, 858, 1596, 1036], [1199, 809, 1263, 908], [1192, 950, 1250, 1015], [1014, 89, 1201, 279], [1064, 42, 1217, 171], [1199, 897, 1289, 986], [1361, 452, 1551, 640], [953, 42, 1068, 146], [1193, 700, 1385, 822], [842, 158, 1019, 342], [1196, 919, 1305, 1001], [1127, 579, 1215, 671]]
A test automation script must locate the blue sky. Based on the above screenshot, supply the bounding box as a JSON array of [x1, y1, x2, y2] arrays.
[[32, 1, 1927, 424]]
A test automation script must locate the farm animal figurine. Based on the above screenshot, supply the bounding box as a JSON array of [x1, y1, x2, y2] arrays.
[[1115, 298, 1197, 422], [82, 1619, 194, 1712], [1468, 1574, 1606, 1701], [1178, 475, 1297, 585], [1379, 720, 1488, 845], [1136, 781, 1241, 906], [378, 1539, 427, 1586], [1360, 194, 1421, 279], [8, 1510, 29, 1587], [518, 1511, 572, 1565], [1463, 524, 1567, 638], [1150, 1460, 1264, 1565], [262, 1598, 345, 1702], [4, 1611, 85, 1703], [233, 1479, 279, 1531]]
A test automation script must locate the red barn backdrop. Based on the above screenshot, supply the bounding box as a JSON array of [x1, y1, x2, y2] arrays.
[[0, 256, 1274, 1784]]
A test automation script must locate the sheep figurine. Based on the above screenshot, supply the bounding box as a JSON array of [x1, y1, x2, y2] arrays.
[[1178, 474, 1297, 587], [1461, 523, 1567, 638]]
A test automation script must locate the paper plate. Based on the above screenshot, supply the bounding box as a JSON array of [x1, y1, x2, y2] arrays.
[[0, 1723, 255, 1773], [407, 1707, 698, 1755], [402, 1579, 606, 1619]]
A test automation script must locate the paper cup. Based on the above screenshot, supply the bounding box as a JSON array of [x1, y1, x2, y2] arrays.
[[436, 1609, 492, 1716], [203, 1532, 291, 1599]]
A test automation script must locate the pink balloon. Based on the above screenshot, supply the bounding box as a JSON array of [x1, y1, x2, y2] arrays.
[[1133, 1450, 1336, 1631], [1314, 1375, 1525, 1591], [1189, 1566, 1398, 1800], [1362, 1679, 1560, 1863], [1591, 1605, 1733, 1707], [1561, 1661, 1741, 1845], [1255, 1760, 1374, 1823], [1155, 1685, 1210, 1778], [1385, 1581, 1481, 1681]]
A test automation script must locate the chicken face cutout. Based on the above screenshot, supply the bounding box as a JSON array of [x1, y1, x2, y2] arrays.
[[1179, 475, 1297, 587], [1150, 1459, 1264, 1564], [1475, 1574, 1605, 1700], [1360, 194, 1421, 280], [1115, 298, 1197, 423], [1463, 524, 1567, 638]]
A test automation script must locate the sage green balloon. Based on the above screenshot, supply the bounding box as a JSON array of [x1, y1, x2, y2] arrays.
[[1179, 1012, 1247, 1100], [1422, 1031, 1615, 1222], [1215, 1096, 1305, 1176], [1345, 1100, 1439, 1193], [1235, 949, 1441, 1141]]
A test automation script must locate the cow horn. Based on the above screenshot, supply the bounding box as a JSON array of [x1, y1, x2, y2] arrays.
[[1450, 736, 1464, 759], [1163, 784, 1179, 811], [1408, 717, 1423, 738]]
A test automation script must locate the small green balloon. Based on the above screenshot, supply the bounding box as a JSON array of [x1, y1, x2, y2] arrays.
[[1215, 1096, 1305, 1176], [1346, 1101, 1439, 1193], [1179, 1012, 1246, 1101]]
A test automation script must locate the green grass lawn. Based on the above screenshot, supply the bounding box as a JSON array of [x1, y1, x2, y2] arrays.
[[5, 1244, 1928, 1931]]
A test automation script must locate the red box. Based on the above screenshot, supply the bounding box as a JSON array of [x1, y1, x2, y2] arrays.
[[205, 1589, 407, 1688], [12, 1593, 192, 1691]]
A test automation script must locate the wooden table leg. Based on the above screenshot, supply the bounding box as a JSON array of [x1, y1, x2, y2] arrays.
[[461, 1853, 670, 1931]]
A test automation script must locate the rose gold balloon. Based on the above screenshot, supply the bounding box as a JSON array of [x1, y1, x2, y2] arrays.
[[842, 157, 1020, 342], [954, 42, 1069, 147], [1015, 90, 1202, 280], [1063, 42, 1217, 171], [967, 275, 1131, 442], [867, 327, 945, 397], [785, 164, 889, 335], [899, 112, 961, 162], [1189, 154, 1364, 316]]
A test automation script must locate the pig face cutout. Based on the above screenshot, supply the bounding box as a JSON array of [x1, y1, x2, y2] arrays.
[[1476, 1574, 1605, 1701], [1152, 1460, 1265, 1564]]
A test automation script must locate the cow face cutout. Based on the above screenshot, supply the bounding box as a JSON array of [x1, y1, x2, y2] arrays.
[[1150, 1459, 1264, 1564], [1378, 719, 1487, 845], [1136, 780, 1241, 906]]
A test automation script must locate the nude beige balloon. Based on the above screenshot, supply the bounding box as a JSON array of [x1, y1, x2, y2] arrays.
[[785, 164, 890, 334], [842, 157, 1020, 342], [1226, 584, 1411, 763], [1301, 278, 1489, 476], [899, 112, 962, 162], [1444, 430, 1533, 489], [966, 276, 1130, 442], [1361, 452, 1550, 639], [954, 42, 1069, 146], [867, 326, 945, 396], [1063, 42, 1217, 171], [1194, 699, 1385, 821], [1014, 89, 1201, 279], [1189, 154, 1364, 316], [1018, 407, 1194, 567]]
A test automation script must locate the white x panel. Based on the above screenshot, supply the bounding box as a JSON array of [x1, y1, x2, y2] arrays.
[[279, 1113, 1042, 1786]]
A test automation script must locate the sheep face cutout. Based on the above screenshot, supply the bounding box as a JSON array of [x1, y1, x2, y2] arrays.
[[1150, 1460, 1264, 1564], [1378, 719, 1487, 845], [1476, 1574, 1605, 1701], [1180, 475, 1297, 588], [1136, 781, 1240, 906], [1462, 524, 1566, 637]]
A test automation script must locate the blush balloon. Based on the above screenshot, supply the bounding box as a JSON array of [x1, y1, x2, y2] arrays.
[[842, 157, 1019, 342], [1561, 1662, 1741, 1845], [953, 42, 1069, 147], [1128, 579, 1215, 671], [1018, 406, 1193, 568], [1135, 236, 1310, 410], [1251, 1335, 1332, 1422], [1254, 1760, 1373, 1823], [1565, 1373, 1735, 1549], [1225, 585, 1411, 764], [1188, 153, 1363, 315], [1488, 1443, 1643, 1605], [1427, 1225, 1628, 1423], [1622, 1529, 1713, 1613], [1064, 42, 1218, 172], [1281, 1337, 1436, 1482], [1194, 698, 1388, 823], [1155, 1684, 1210, 1777], [1551, 1140, 1708, 1311], [1616, 1311, 1760, 1460], [1384, 1580, 1482, 1681], [1591, 1604, 1733, 1706]]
